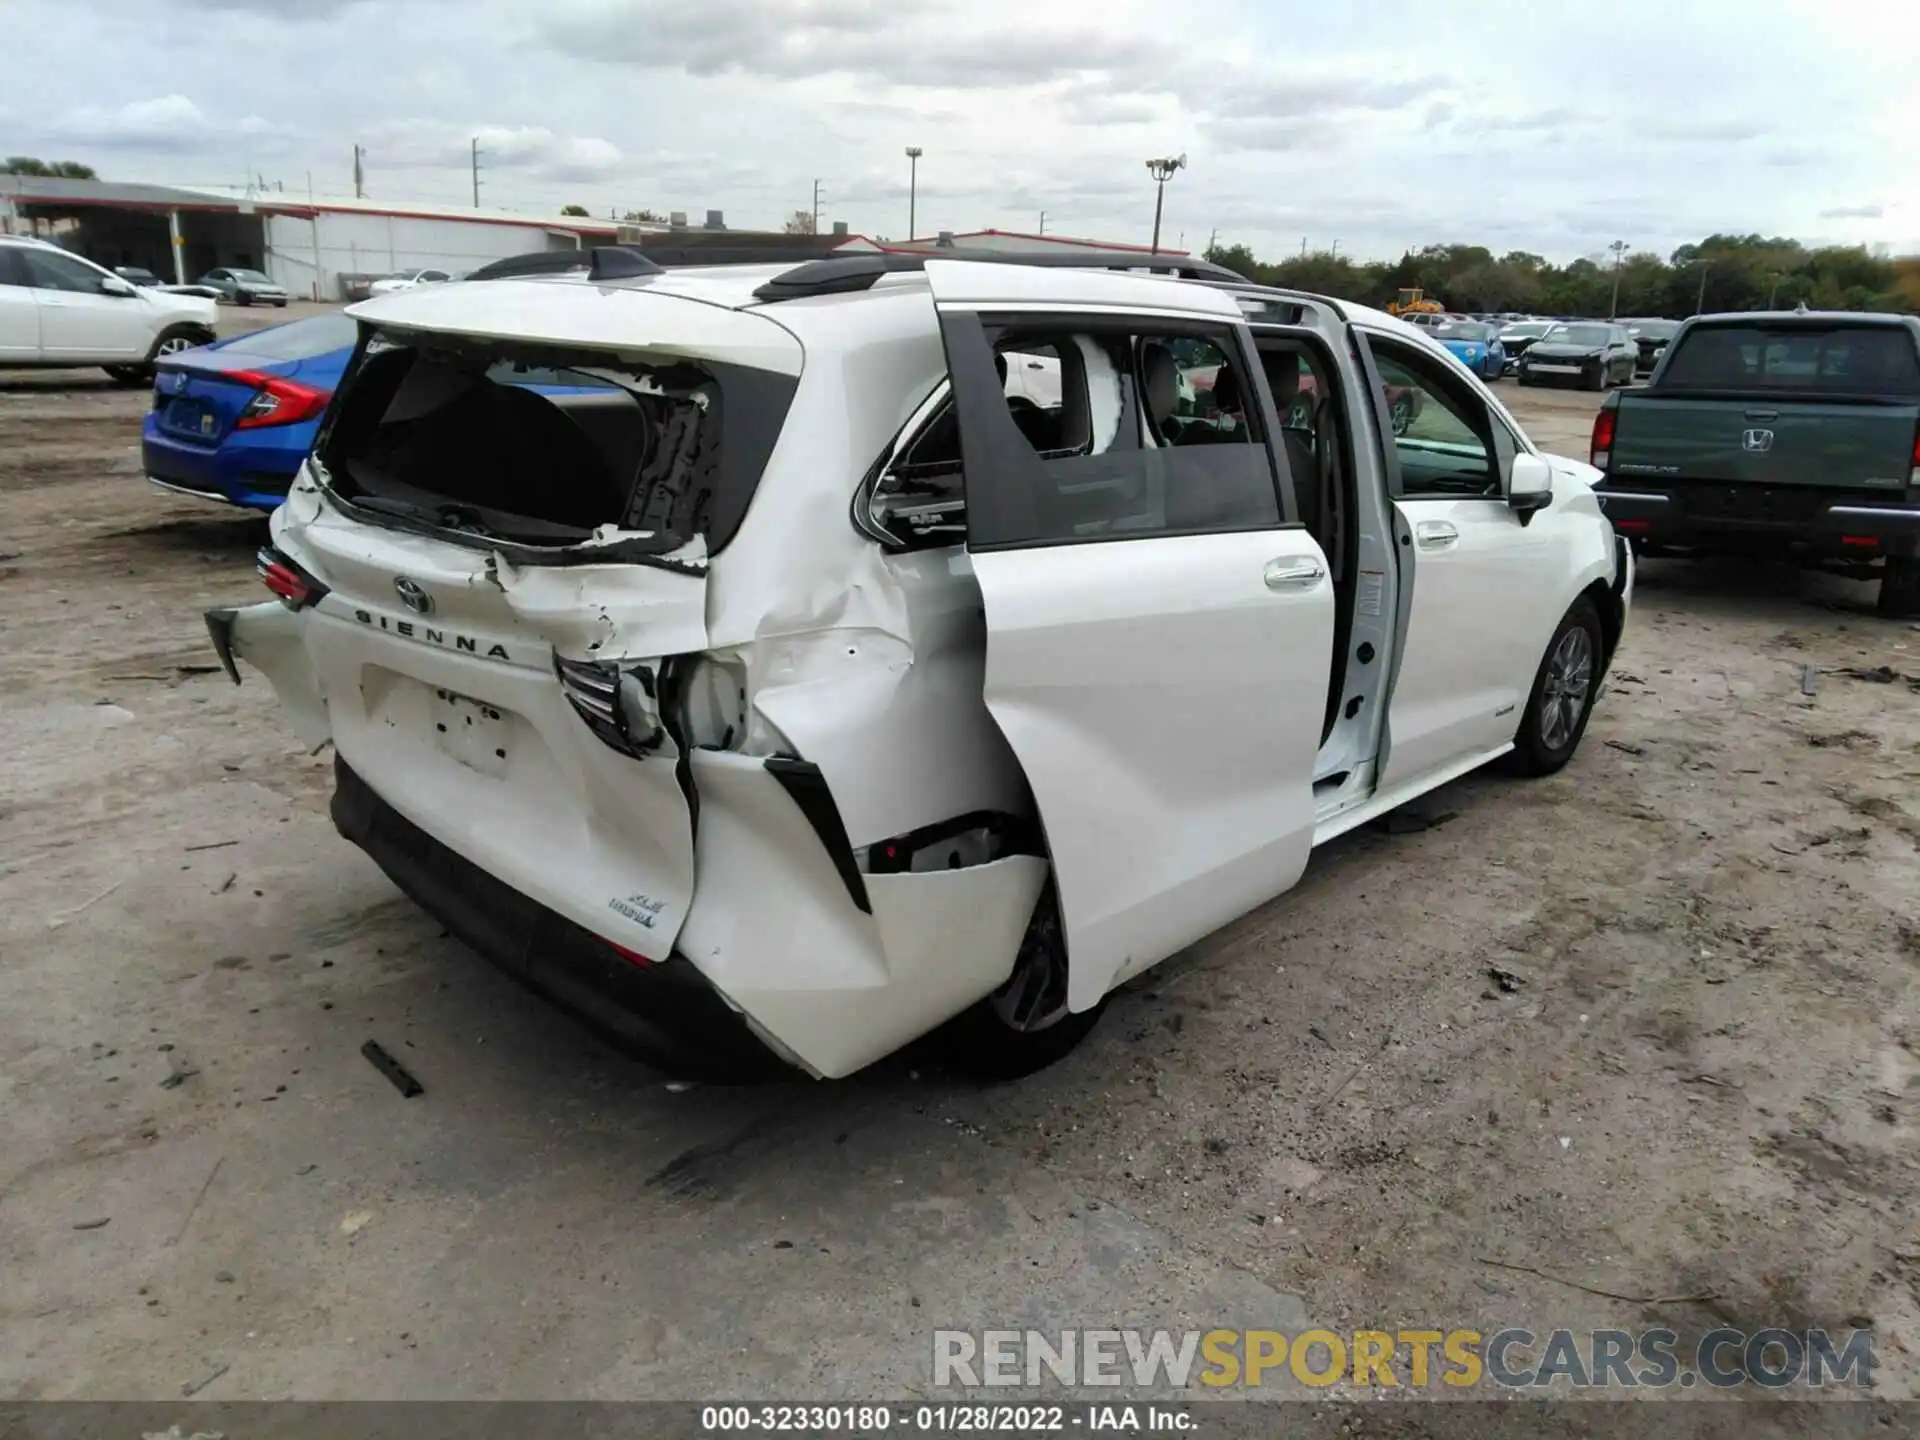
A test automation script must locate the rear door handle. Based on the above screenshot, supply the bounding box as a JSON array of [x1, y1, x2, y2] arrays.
[[1263, 555, 1326, 590], [1415, 520, 1460, 549]]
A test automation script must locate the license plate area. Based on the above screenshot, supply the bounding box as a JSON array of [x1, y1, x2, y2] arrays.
[[1533, 364, 1579, 373], [432, 687, 510, 777]]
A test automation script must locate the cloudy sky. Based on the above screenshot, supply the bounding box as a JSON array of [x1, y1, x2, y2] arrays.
[[6, 0, 1916, 262]]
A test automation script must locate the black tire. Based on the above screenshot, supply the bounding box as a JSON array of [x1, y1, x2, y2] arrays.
[[1881, 555, 1920, 618], [1508, 597, 1605, 776], [102, 325, 207, 386], [236, 292, 253, 306], [942, 881, 1105, 1080], [273, 300, 288, 307]]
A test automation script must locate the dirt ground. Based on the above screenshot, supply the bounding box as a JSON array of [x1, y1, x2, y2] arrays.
[[3, 316, 1919, 1426]]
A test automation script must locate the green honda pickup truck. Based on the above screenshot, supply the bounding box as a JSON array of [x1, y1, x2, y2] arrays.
[[1589, 311, 1920, 615]]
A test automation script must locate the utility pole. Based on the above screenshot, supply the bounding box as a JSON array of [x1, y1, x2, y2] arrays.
[[904, 147, 921, 241], [471, 138, 482, 208], [1038, 211, 1046, 236], [1695, 263, 1710, 314], [353, 144, 365, 199], [1767, 272, 1783, 309], [1205, 227, 1217, 258], [1607, 239, 1629, 318], [811, 178, 822, 236], [1144, 155, 1185, 254]]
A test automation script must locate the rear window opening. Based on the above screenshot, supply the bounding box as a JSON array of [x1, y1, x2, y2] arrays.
[[316, 328, 795, 555], [1658, 324, 1920, 399]]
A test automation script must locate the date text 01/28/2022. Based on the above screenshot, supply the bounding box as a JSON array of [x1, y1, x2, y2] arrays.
[[698, 1404, 1195, 1432]]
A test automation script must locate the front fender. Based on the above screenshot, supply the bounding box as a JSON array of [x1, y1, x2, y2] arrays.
[[205, 602, 331, 750]]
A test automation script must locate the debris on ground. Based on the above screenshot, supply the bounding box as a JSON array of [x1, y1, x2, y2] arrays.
[[340, 1211, 373, 1236], [183, 839, 239, 853], [179, 1362, 229, 1397], [360, 1040, 424, 1098], [1840, 665, 1900, 684], [1604, 739, 1645, 756], [71, 1217, 111, 1231], [1381, 809, 1458, 835], [159, 1057, 199, 1089], [1488, 963, 1529, 993], [1801, 664, 1820, 696]]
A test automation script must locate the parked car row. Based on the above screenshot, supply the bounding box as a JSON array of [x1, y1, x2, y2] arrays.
[[201, 248, 1634, 1080]]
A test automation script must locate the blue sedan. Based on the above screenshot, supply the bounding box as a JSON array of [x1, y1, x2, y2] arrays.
[[142, 312, 356, 512], [1434, 320, 1506, 381]]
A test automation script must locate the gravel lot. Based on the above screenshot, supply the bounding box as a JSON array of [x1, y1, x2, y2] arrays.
[[4, 310, 1918, 1424]]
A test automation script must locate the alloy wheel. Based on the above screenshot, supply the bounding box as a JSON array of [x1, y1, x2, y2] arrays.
[[1539, 626, 1595, 750], [155, 335, 197, 357], [989, 896, 1071, 1033]]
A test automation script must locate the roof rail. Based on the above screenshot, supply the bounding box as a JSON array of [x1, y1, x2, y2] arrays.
[[750, 250, 1246, 304]]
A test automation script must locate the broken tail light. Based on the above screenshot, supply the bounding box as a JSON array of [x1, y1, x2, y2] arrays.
[[556, 656, 666, 759], [1590, 408, 1616, 470], [226, 370, 332, 430], [256, 545, 329, 609]]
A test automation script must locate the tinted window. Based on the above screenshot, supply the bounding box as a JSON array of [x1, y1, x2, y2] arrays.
[[1370, 341, 1499, 498], [230, 269, 272, 283], [1659, 325, 1920, 395], [226, 312, 360, 362], [17, 248, 107, 293], [940, 316, 1286, 550], [1442, 322, 1492, 340], [1627, 320, 1678, 340]]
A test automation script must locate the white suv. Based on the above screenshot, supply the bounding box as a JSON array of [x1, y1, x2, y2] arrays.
[[0, 236, 217, 381], [208, 251, 1630, 1081]]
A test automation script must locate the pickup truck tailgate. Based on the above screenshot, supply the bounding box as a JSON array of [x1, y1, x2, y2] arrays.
[[1611, 396, 1919, 492]]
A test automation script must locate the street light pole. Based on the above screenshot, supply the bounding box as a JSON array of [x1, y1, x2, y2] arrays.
[[1607, 239, 1629, 318], [1695, 263, 1710, 314], [1145, 155, 1186, 254], [904, 147, 922, 241]]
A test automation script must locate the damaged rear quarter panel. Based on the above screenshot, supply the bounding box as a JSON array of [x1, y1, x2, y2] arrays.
[[702, 292, 1029, 849]]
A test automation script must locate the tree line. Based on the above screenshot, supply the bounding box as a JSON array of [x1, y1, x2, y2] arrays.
[[1202, 234, 1920, 318]]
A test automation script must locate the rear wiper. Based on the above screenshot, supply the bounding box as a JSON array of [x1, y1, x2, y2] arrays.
[[352, 493, 501, 537]]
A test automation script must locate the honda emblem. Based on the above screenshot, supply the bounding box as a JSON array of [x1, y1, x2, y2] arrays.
[[1742, 428, 1774, 453]]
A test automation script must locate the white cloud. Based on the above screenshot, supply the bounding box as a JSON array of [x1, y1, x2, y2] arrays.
[[0, 0, 1910, 260], [1819, 204, 1884, 220]]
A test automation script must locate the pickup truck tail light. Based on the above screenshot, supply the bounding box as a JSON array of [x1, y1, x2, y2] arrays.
[[1590, 408, 1616, 470], [227, 370, 333, 430], [1911, 424, 1920, 486]]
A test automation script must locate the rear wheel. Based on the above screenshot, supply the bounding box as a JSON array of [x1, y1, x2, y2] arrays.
[[236, 292, 253, 306], [1509, 598, 1604, 776], [1881, 556, 1920, 618], [943, 881, 1105, 1080], [102, 326, 205, 385]]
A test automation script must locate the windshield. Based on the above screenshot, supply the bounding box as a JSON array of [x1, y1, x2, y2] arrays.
[[1658, 324, 1920, 396], [1442, 322, 1492, 341], [1545, 324, 1611, 347], [1627, 320, 1679, 340], [230, 269, 272, 283], [1501, 322, 1551, 339], [227, 312, 359, 362]]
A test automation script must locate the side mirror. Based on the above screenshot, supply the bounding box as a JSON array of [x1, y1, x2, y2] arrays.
[[99, 275, 137, 297], [1505, 451, 1554, 523]]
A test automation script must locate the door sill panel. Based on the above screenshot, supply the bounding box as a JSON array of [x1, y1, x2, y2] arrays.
[[1310, 743, 1511, 847]]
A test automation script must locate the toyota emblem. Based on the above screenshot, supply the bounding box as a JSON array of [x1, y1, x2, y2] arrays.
[[393, 576, 434, 615]]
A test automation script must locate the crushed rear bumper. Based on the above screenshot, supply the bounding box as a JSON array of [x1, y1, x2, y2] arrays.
[[329, 756, 792, 1081]]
